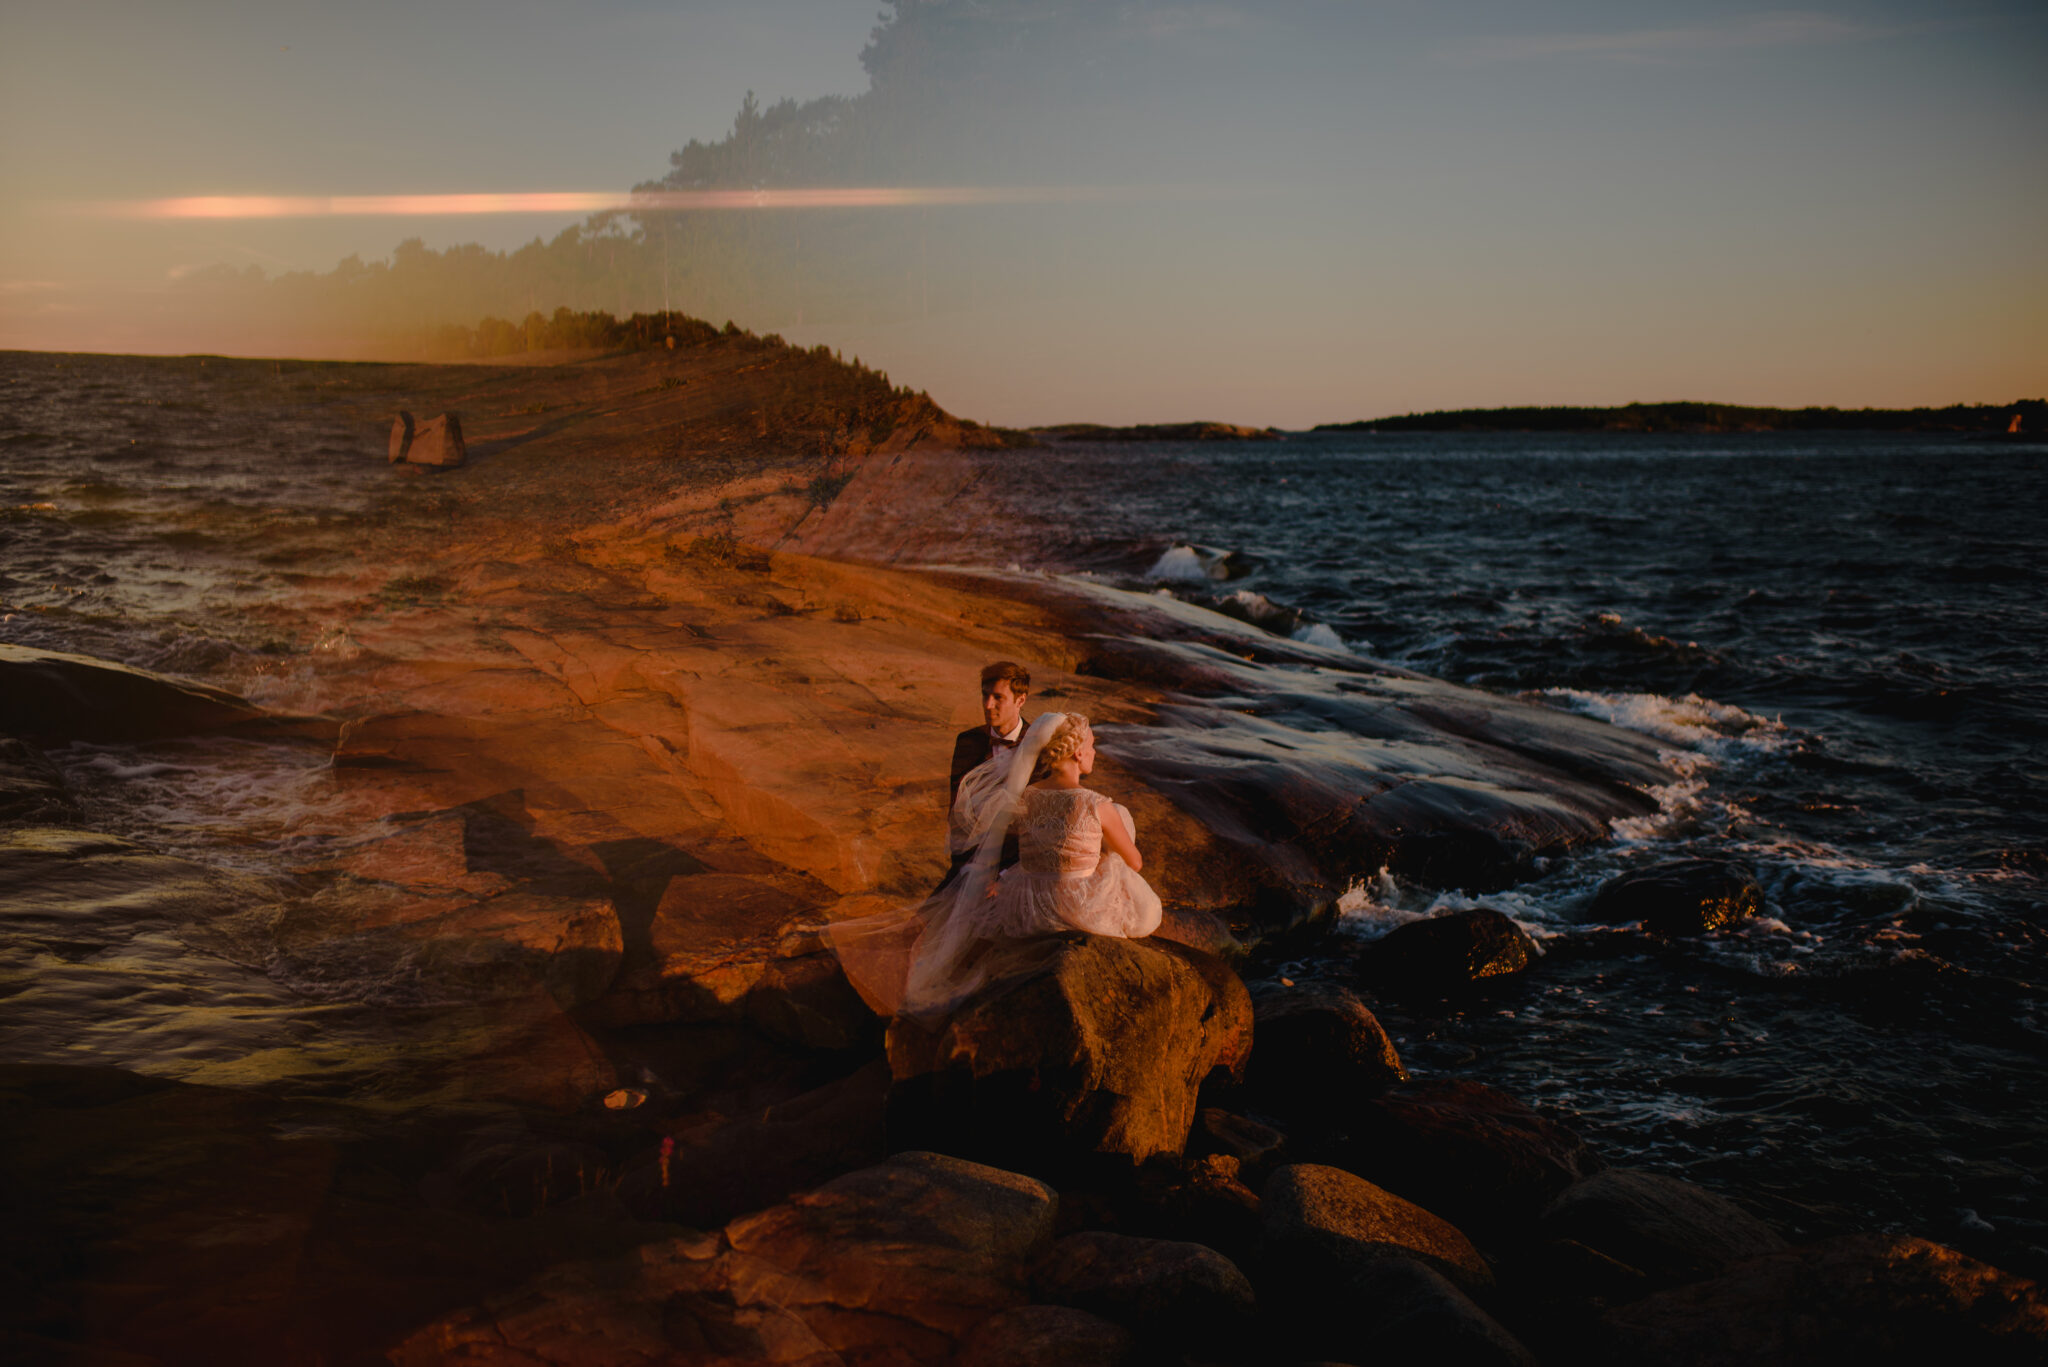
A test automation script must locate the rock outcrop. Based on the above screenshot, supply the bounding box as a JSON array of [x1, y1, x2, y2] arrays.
[[1241, 979, 1406, 1117], [1359, 907, 1537, 995], [388, 410, 415, 462], [398, 1151, 1059, 1367], [1260, 1163, 1494, 1296], [1588, 858, 1763, 935], [0, 642, 322, 742], [1600, 1233, 2048, 1365], [1340, 1080, 1605, 1235], [1538, 1168, 1786, 1293], [886, 935, 1252, 1175], [956, 1305, 1134, 1367], [406, 412, 467, 467], [1030, 1230, 1255, 1347]]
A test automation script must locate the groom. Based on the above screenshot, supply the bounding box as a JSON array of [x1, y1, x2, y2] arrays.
[[943, 660, 1031, 883]]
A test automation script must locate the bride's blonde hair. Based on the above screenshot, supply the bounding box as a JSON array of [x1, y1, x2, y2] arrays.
[[1031, 713, 1091, 781]]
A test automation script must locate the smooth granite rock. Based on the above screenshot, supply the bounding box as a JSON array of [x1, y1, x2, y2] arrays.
[[886, 935, 1253, 1175], [1261, 1163, 1494, 1296]]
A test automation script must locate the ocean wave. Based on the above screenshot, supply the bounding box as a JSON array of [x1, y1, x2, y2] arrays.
[[1541, 687, 1791, 756], [1145, 543, 1242, 583], [1335, 866, 1560, 944]]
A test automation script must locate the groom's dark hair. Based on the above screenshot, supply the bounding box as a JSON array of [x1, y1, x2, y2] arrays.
[[980, 660, 1030, 693]]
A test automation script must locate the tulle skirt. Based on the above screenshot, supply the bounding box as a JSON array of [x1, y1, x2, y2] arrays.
[[982, 856, 1164, 940]]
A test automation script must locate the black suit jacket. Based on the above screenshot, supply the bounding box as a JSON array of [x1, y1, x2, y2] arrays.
[[946, 724, 1022, 880]]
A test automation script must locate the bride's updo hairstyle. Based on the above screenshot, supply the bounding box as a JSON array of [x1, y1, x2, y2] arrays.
[[1030, 713, 1091, 782]]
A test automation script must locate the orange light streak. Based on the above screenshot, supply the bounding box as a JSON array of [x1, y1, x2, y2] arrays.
[[83, 186, 1158, 219]]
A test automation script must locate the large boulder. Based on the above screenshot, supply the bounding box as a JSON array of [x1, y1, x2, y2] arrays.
[[721, 1151, 1059, 1365], [1600, 1233, 2048, 1365], [1117, 1153, 1264, 1267], [886, 935, 1253, 1175], [399, 1152, 1058, 1367], [1339, 1080, 1604, 1235], [1538, 1168, 1786, 1293], [1587, 858, 1762, 935], [1260, 1163, 1493, 1297], [407, 412, 467, 467], [1242, 980, 1406, 1118], [1030, 1230, 1255, 1347], [1358, 908, 1536, 996]]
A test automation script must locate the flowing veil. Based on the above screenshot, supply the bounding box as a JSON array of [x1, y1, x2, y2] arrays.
[[825, 712, 1068, 1020]]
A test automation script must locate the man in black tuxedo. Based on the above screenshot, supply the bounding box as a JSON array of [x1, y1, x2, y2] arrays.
[[942, 660, 1031, 884]]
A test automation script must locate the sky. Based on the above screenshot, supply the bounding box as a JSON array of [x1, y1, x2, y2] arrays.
[[2, 0, 2043, 426]]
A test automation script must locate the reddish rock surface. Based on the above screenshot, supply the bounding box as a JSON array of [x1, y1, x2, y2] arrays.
[[1261, 1163, 1494, 1296], [886, 936, 1253, 1174]]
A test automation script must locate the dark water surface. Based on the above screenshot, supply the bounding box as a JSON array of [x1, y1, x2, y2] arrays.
[[1005, 430, 2048, 1277], [4, 352, 2045, 1281]]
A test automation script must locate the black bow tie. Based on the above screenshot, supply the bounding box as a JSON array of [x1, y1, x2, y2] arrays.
[[991, 732, 1019, 748]]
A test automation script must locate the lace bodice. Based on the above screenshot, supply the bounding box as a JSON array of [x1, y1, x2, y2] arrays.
[[1017, 787, 1111, 877]]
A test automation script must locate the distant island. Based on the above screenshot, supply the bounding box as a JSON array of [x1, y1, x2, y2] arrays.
[[1317, 399, 2046, 435], [1033, 421, 1280, 443]]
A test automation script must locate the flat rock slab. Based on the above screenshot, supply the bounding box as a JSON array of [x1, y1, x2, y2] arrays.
[[957, 1305, 1134, 1367], [1600, 1233, 2048, 1365]]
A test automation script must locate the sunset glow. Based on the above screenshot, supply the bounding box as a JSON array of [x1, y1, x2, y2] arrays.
[[88, 186, 1154, 220]]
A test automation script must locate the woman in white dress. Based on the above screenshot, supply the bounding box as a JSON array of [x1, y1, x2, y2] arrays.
[[826, 711, 1162, 1019], [982, 714, 1162, 941]]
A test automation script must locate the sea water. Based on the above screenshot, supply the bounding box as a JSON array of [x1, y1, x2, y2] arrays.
[[4, 352, 2044, 1277]]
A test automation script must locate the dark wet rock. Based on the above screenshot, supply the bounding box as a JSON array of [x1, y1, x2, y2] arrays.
[[1115, 1153, 1265, 1268], [406, 412, 466, 467], [404, 1151, 1056, 1366], [1243, 980, 1406, 1117], [629, 1059, 890, 1229], [391, 1229, 745, 1367], [1031, 1229, 1255, 1347], [0, 736, 74, 822], [387, 410, 414, 463], [1191, 1107, 1287, 1173], [1339, 1080, 1604, 1235], [1539, 1168, 1786, 1293], [1588, 858, 1763, 935], [720, 1151, 1058, 1363], [0, 642, 323, 742], [886, 936, 1253, 1175], [1284, 1256, 1538, 1367], [1358, 908, 1536, 995], [956, 1304, 1135, 1367], [1599, 1233, 2048, 1365], [1261, 1163, 1494, 1297]]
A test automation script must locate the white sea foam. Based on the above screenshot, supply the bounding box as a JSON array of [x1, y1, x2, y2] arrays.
[[1543, 687, 1790, 756], [1146, 545, 1214, 582], [1335, 866, 1558, 946], [1292, 621, 1347, 650]]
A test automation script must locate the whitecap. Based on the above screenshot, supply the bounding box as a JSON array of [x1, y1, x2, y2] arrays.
[[1541, 687, 1790, 756], [1291, 621, 1347, 650], [1146, 545, 1214, 582]]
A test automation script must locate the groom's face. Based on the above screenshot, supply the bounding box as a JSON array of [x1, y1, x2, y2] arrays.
[[982, 679, 1025, 734]]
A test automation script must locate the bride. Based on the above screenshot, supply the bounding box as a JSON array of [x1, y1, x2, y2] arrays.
[[827, 712, 1162, 1019]]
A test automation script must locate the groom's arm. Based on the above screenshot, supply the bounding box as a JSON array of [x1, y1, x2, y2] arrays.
[[949, 728, 991, 804]]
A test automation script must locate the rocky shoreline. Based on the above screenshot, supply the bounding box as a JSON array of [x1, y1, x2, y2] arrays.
[[3, 344, 2043, 1363]]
